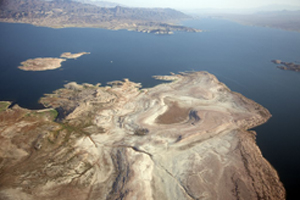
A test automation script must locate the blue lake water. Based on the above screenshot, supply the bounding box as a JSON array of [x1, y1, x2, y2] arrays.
[[0, 19, 300, 199]]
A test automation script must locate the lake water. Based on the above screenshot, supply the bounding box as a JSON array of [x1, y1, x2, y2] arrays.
[[1, 19, 300, 199]]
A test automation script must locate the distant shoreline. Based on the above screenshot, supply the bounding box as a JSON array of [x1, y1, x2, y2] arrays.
[[0, 0, 201, 34], [203, 11, 300, 33]]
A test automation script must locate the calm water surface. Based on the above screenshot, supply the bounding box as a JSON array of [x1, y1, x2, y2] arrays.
[[0, 19, 300, 199]]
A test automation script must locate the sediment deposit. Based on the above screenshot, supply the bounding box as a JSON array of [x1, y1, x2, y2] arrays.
[[0, 72, 285, 200]]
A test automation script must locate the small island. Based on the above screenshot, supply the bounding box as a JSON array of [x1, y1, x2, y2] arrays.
[[18, 58, 66, 71], [272, 59, 300, 72], [18, 52, 90, 71], [60, 52, 90, 59]]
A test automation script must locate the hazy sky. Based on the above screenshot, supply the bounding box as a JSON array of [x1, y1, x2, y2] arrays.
[[103, 0, 300, 9]]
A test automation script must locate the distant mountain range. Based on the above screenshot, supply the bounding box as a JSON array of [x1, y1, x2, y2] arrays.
[[184, 4, 300, 15], [182, 4, 300, 33], [215, 10, 300, 32], [0, 0, 201, 34], [72, 0, 124, 7]]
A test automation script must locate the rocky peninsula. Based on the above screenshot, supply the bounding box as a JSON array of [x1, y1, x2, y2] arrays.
[[272, 59, 300, 72], [18, 52, 89, 71], [0, 72, 285, 200]]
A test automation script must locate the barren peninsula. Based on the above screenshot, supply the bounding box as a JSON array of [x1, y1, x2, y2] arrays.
[[0, 71, 285, 200]]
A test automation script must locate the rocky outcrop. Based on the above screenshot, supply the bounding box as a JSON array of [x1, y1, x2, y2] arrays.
[[271, 60, 300, 72], [0, 72, 285, 199]]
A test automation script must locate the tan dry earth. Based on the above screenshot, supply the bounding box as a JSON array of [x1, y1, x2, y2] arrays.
[[0, 72, 285, 200]]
